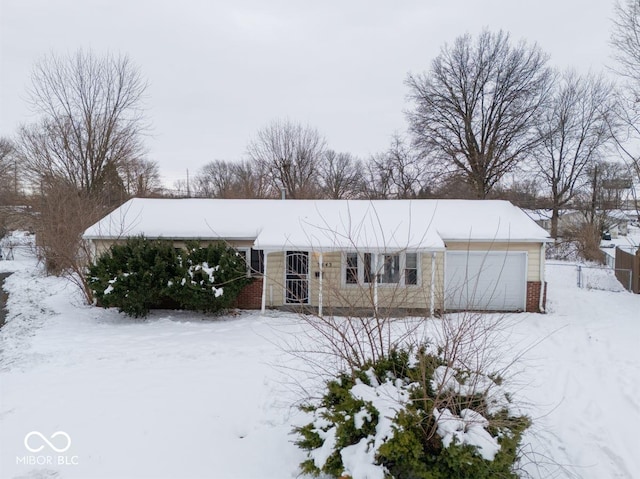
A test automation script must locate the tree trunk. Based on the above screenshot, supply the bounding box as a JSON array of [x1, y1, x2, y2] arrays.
[[551, 206, 560, 239]]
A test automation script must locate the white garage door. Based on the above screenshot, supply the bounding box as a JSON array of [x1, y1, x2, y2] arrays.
[[445, 251, 527, 311]]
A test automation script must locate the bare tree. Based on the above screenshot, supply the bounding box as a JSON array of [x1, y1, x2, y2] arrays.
[[612, 0, 640, 89], [0, 138, 12, 178], [194, 160, 236, 198], [535, 71, 618, 238], [492, 177, 544, 208], [562, 161, 633, 262], [13, 50, 149, 292], [17, 50, 148, 196], [195, 159, 274, 198], [171, 178, 191, 198], [0, 138, 19, 204], [407, 30, 553, 198], [247, 119, 326, 199], [362, 153, 394, 199], [232, 159, 274, 198], [362, 135, 426, 199], [589, 161, 633, 211], [318, 150, 363, 199], [384, 135, 426, 198], [611, 1, 640, 202], [119, 158, 162, 197]]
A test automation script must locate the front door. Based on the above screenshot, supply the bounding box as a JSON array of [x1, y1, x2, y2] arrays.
[[285, 251, 309, 304]]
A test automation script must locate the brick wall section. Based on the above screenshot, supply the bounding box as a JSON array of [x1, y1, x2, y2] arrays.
[[233, 277, 263, 309], [526, 281, 547, 313]]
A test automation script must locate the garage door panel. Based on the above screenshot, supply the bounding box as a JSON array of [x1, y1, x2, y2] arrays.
[[445, 252, 526, 311]]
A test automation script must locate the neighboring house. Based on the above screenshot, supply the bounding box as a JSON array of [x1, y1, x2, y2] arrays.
[[521, 209, 552, 232], [607, 210, 630, 237], [623, 209, 639, 226], [551, 209, 630, 238], [83, 198, 552, 314]]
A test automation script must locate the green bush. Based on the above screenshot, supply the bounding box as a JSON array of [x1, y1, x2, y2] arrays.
[[168, 241, 251, 312], [294, 347, 530, 479], [89, 237, 250, 317]]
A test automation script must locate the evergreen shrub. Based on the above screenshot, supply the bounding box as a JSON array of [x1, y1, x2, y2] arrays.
[[89, 237, 250, 317], [295, 347, 530, 479]]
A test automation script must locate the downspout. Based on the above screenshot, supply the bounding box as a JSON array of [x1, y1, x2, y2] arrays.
[[261, 251, 269, 314], [318, 252, 323, 317], [539, 243, 546, 313], [430, 251, 436, 317]]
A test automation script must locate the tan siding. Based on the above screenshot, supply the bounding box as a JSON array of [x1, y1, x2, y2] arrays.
[[264, 252, 285, 307], [265, 250, 445, 311], [432, 251, 445, 311], [92, 238, 539, 311], [444, 242, 542, 282]]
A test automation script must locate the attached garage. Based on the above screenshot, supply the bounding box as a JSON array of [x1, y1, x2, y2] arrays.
[[84, 198, 552, 314], [445, 251, 527, 311]]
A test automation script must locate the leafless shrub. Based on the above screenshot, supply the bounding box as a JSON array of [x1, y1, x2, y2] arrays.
[[31, 179, 113, 302], [562, 221, 605, 264]]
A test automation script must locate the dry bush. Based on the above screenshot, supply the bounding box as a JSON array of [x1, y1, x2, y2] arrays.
[[275, 250, 435, 380], [32, 180, 116, 302], [562, 221, 605, 263]]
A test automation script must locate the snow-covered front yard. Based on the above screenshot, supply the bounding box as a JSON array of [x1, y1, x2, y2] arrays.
[[1, 243, 639, 479]]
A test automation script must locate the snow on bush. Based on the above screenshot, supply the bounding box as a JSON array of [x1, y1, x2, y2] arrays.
[[295, 347, 529, 479], [89, 237, 249, 317]]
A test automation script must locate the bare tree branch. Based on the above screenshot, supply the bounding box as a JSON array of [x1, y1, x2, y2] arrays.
[[17, 50, 148, 197], [247, 119, 326, 199], [407, 30, 553, 198], [318, 150, 364, 199], [534, 71, 619, 237]]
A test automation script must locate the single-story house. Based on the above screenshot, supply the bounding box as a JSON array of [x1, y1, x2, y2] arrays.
[[521, 209, 552, 232], [556, 209, 631, 238], [83, 198, 552, 314]]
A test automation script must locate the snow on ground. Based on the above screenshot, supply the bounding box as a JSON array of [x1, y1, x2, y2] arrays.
[[0, 243, 639, 479], [509, 264, 640, 478]]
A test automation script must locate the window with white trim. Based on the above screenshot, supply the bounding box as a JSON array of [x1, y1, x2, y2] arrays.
[[346, 253, 358, 284], [343, 252, 419, 286], [380, 254, 400, 283], [237, 248, 264, 277], [405, 253, 418, 285]]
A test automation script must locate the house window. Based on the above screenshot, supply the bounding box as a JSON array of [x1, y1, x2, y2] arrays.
[[344, 252, 419, 286], [238, 248, 264, 277], [405, 253, 418, 285], [250, 249, 264, 275], [380, 254, 400, 283], [346, 253, 358, 284], [363, 253, 373, 283]]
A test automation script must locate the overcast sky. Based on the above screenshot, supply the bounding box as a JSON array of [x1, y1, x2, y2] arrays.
[[0, 0, 617, 186]]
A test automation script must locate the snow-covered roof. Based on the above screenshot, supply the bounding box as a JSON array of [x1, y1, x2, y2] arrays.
[[521, 209, 552, 222], [83, 198, 552, 251], [607, 209, 632, 222]]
